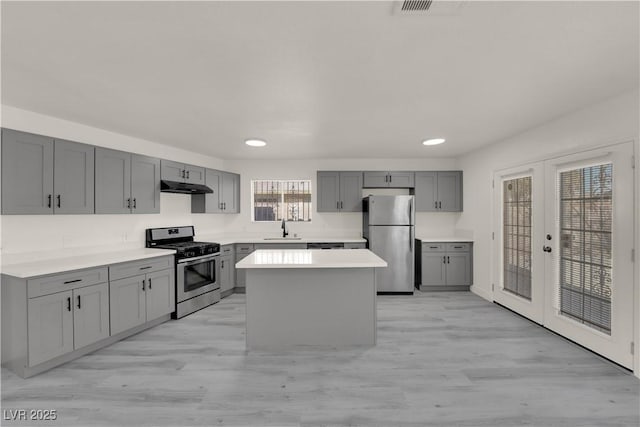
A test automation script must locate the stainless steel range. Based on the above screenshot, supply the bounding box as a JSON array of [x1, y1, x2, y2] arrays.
[[145, 226, 220, 318]]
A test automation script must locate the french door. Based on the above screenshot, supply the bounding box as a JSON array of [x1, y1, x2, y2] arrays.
[[493, 162, 546, 324], [494, 142, 635, 368]]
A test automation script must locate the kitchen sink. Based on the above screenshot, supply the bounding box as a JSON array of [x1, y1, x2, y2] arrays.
[[263, 237, 302, 240]]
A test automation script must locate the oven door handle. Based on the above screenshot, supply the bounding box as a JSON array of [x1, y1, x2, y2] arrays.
[[177, 253, 219, 266]]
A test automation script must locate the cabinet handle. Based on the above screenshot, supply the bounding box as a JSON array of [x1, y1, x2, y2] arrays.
[[139, 266, 152, 270], [64, 279, 82, 284], [148, 278, 152, 289], [127, 198, 131, 209], [57, 195, 61, 208], [447, 256, 450, 264], [453, 246, 463, 249], [67, 297, 71, 312], [337, 201, 340, 210], [142, 279, 146, 291], [77, 295, 81, 309], [430, 246, 438, 249], [389, 174, 392, 183], [186, 170, 190, 179], [221, 260, 224, 268], [340, 201, 343, 209], [48, 194, 52, 208], [434, 201, 438, 209], [133, 198, 137, 209], [181, 169, 185, 178], [443, 256, 446, 264]]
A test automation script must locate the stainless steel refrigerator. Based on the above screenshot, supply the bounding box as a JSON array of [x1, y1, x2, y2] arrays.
[[362, 195, 415, 293]]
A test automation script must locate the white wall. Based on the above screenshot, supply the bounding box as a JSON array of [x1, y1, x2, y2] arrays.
[[456, 90, 640, 302], [0, 106, 227, 262], [223, 158, 460, 238]]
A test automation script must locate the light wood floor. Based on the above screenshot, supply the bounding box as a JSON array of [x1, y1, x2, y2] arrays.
[[2, 292, 639, 427]]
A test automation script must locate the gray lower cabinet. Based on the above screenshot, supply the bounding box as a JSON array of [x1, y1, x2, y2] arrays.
[[420, 242, 472, 289], [317, 171, 363, 212], [109, 261, 175, 335], [414, 171, 462, 212], [363, 171, 414, 188], [95, 148, 160, 214], [234, 244, 255, 289], [26, 281, 109, 367], [220, 255, 234, 294], [1, 129, 95, 214], [161, 160, 205, 185], [192, 169, 240, 214]]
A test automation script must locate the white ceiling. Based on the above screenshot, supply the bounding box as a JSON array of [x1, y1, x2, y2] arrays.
[[2, 1, 638, 160]]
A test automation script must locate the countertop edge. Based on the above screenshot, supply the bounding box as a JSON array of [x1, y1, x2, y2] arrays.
[[1, 249, 177, 279]]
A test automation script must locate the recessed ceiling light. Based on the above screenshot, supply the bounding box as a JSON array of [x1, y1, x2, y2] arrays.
[[245, 139, 266, 147], [422, 138, 446, 146]]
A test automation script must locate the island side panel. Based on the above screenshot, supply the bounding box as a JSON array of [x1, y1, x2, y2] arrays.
[[245, 268, 376, 350]]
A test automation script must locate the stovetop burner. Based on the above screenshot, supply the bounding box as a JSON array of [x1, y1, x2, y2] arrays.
[[145, 226, 220, 259]]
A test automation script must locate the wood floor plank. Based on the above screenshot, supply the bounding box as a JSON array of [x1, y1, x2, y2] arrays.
[[2, 292, 638, 426]]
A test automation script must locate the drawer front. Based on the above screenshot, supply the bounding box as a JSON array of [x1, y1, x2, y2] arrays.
[[445, 243, 471, 252], [109, 256, 174, 281], [27, 267, 109, 298], [235, 244, 255, 254], [422, 243, 446, 252], [221, 244, 234, 255]]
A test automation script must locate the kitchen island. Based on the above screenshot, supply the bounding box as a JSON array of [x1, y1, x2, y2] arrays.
[[236, 249, 387, 350]]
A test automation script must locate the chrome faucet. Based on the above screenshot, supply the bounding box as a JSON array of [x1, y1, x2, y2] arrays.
[[281, 219, 288, 238]]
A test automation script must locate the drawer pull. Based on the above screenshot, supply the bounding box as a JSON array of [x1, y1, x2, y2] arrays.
[[429, 246, 438, 249], [453, 246, 463, 249], [139, 266, 152, 270], [63, 279, 82, 284], [67, 297, 71, 312], [77, 295, 81, 309]]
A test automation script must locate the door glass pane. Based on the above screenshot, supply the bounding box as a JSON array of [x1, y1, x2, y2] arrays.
[[558, 163, 612, 334], [503, 176, 532, 300]]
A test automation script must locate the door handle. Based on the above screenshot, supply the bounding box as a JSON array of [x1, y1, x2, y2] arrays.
[[67, 297, 71, 312], [133, 198, 137, 209], [77, 295, 81, 309], [127, 198, 131, 209], [186, 170, 190, 179], [142, 279, 146, 291], [148, 278, 152, 289], [48, 194, 52, 208], [181, 169, 185, 178], [435, 201, 438, 209], [443, 256, 446, 264], [389, 174, 392, 183], [57, 195, 61, 208], [543, 246, 552, 253], [340, 201, 343, 209], [447, 256, 450, 264]]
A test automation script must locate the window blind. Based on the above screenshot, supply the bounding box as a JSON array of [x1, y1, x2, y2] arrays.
[[503, 176, 532, 300], [558, 163, 612, 334]]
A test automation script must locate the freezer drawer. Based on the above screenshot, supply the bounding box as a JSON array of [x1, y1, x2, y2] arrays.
[[368, 225, 414, 293]]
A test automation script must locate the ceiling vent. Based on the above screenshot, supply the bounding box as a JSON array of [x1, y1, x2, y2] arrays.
[[393, 0, 468, 16], [401, 0, 433, 12]]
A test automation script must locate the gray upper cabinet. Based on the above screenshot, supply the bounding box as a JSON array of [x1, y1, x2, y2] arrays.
[[191, 169, 239, 214], [95, 148, 132, 214], [2, 129, 54, 214], [414, 171, 462, 212], [317, 171, 363, 212], [363, 171, 415, 188], [1, 129, 95, 215], [221, 172, 239, 213], [131, 154, 161, 214], [317, 171, 340, 212], [53, 139, 95, 214], [96, 148, 161, 214], [161, 160, 205, 185]]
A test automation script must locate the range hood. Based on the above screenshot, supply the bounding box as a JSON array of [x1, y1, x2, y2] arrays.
[[161, 180, 213, 194]]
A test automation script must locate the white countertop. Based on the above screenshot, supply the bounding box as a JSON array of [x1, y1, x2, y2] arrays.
[[416, 237, 474, 243], [197, 234, 366, 246], [236, 249, 387, 269], [1, 248, 176, 279]]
